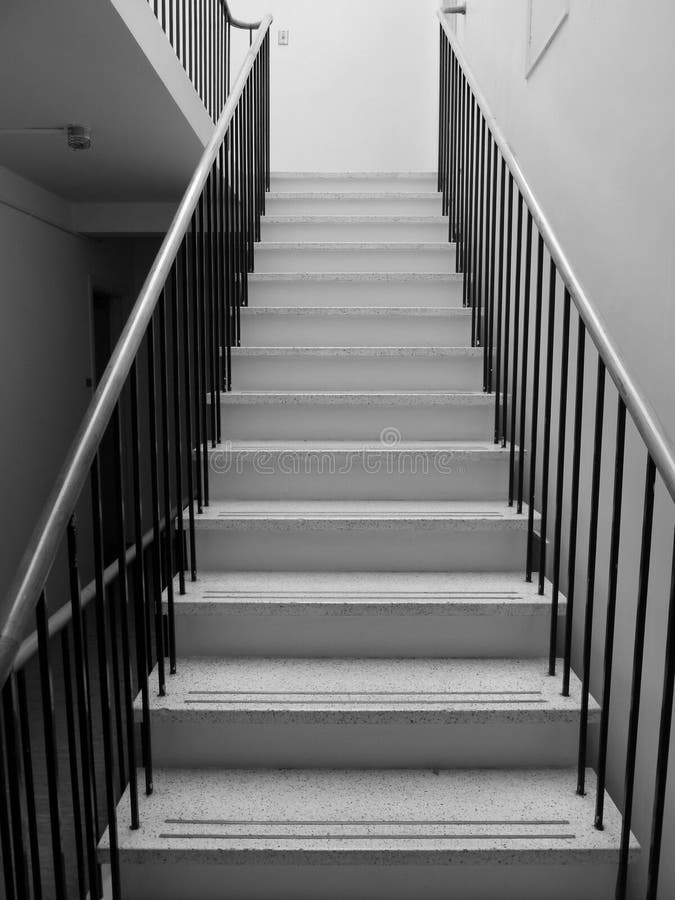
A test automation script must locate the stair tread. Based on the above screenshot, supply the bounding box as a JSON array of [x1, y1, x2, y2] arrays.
[[195, 499, 535, 527], [141, 657, 595, 724], [256, 241, 452, 250], [231, 345, 481, 357], [262, 215, 448, 224], [241, 306, 469, 316], [209, 439, 506, 453], [102, 767, 634, 863], [220, 390, 493, 405], [249, 272, 462, 281], [169, 570, 561, 615], [267, 191, 441, 200]]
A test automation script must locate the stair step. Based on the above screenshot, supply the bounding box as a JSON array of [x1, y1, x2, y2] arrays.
[[192, 500, 537, 572], [247, 272, 464, 307], [260, 215, 449, 242], [103, 768, 636, 900], [170, 571, 562, 658], [143, 657, 594, 768], [240, 306, 471, 347], [230, 346, 482, 391], [269, 172, 438, 192], [219, 390, 494, 441], [254, 242, 455, 273], [208, 440, 508, 501], [264, 192, 443, 215]]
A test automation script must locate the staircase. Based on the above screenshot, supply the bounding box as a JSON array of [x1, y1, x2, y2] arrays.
[[103, 173, 633, 899]]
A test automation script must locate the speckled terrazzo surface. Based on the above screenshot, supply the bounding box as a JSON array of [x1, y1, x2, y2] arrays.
[[248, 272, 462, 282], [139, 657, 596, 726], [230, 346, 481, 357], [192, 500, 537, 531], [241, 306, 470, 316], [220, 390, 494, 406], [100, 768, 636, 865], [167, 570, 561, 616]]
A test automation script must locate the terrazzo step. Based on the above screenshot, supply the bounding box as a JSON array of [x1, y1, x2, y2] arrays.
[[247, 273, 464, 308], [239, 306, 471, 347], [254, 242, 455, 273], [260, 215, 449, 242], [193, 501, 538, 572], [219, 391, 494, 441], [269, 172, 438, 192], [264, 192, 443, 216], [143, 657, 595, 768], [230, 347, 483, 391], [170, 572, 562, 658], [208, 441, 508, 501], [102, 768, 635, 900]]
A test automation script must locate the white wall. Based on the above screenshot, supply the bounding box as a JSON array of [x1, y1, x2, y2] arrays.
[[452, 0, 675, 443], [229, 0, 440, 172]]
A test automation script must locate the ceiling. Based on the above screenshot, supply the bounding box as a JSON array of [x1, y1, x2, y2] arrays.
[[0, 0, 207, 202]]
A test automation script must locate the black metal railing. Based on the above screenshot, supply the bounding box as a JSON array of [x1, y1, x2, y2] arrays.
[[439, 13, 675, 900], [148, 0, 261, 121], [0, 16, 271, 900]]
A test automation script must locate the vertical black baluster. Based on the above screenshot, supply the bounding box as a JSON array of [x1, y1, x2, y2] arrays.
[[616, 455, 656, 900], [36, 591, 68, 900], [198, 196, 211, 504], [462, 93, 473, 305], [1, 678, 28, 899], [147, 318, 167, 695], [0, 702, 16, 900], [577, 358, 605, 795], [525, 233, 545, 578], [595, 396, 626, 827], [180, 243, 198, 581], [171, 265, 186, 594], [111, 404, 140, 825], [449, 56, 458, 243], [645, 528, 675, 899], [501, 173, 514, 448], [475, 117, 485, 348], [181, 0, 186, 75], [549, 288, 571, 673], [159, 292, 177, 674], [538, 260, 557, 593], [191, 213, 204, 512], [223, 142, 233, 391], [66, 518, 101, 895], [208, 170, 220, 445], [482, 135, 492, 389], [16, 670, 42, 900], [469, 102, 480, 320], [516, 210, 533, 513], [487, 138, 498, 392], [562, 319, 586, 697], [60, 631, 87, 898], [90, 459, 122, 898], [494, 157, 506, 442], [437, 28, 444, 196], [129, 366, 153, 794], [508, 194, 523, 506], [107, 575, 126, 794]]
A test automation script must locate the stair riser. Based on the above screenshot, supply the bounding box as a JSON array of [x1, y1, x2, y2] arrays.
[[148, 720, 585, 769], [248, 279, 464, 308], [254, 248, 455, 274], [116, 861, 618, 900], [232, 355, 483, 391], [260, 222, 448, 241], [270, 176, 438, 192], [240, 314, 471, 347], [208, 455, 508, 501], [173, 612, 554, 659], [265, 197, 443, 215], [194, 527, 530, 572], [220, 403, 494, 441]]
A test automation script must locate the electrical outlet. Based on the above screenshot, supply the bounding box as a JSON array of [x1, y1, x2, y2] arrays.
[[278, 29, 289, 45]]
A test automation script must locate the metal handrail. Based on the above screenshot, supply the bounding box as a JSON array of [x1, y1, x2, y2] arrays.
[[222, 0, 262, 31], [438, 10, 675, 504], [0, 13, 273, 690]]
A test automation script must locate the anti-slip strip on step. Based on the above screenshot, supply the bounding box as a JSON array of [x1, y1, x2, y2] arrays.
[[266, 192, 442, 200], [248, 272, 462, 281], [159, 832, 577, 841], [261, 216, 448, 224], [186, 690, 542, 696], [255, 242, 453, 251], [182, 699, 547, 706]]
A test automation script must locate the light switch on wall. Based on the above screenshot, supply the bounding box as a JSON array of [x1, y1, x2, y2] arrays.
[[278, 29, 289, 45]]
